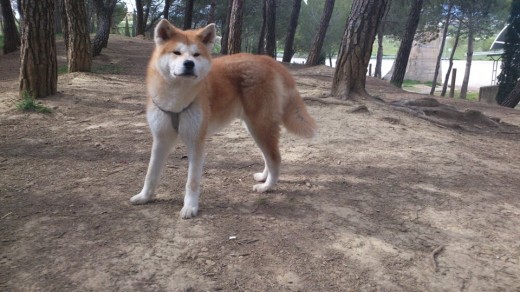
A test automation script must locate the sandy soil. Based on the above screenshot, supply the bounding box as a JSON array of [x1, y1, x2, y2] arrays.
[[1, 35, 520, 291]]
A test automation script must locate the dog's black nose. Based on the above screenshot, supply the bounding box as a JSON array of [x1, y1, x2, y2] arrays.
[[183, 60, 195, 69]]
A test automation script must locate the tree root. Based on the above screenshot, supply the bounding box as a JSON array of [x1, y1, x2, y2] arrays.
[[431, 245, 445, 273]]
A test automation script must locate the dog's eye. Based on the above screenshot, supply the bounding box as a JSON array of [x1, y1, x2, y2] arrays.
[[173, 51, 181, 55], [193, 53, 200, 57]]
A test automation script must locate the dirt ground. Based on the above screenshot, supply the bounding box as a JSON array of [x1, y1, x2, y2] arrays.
[[1, 35, 520, 291]]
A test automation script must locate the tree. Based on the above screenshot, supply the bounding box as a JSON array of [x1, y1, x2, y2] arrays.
[[257, 0, 276, 57], [163, 0, 172, 20], [430, 1, 453, 95], [458, 0, 507, 99], [374, 1, 391, 79], [135, 0, 145, 35], [227, 0, 244, 54], [306, 0, 335, 66], [500, 79, 520, 108], [441, 21, 462, 97], [92, 0, 117, 57], [183, 0, 194, 30], [331, 0, 388, 100], [390, 0, 424, 88], [282, 0, 302, 62], [19, 0, 57, 98], [497, 0, 520, 107], [221, 0, 233, 54], [64, 0, 92, 72], [207, 0, 216, 24], [1, 0, 20, 54]]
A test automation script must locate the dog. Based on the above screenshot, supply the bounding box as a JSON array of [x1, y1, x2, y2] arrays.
[[130, 19, 317, 219]]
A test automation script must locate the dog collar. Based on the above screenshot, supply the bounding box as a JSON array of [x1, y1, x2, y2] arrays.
[[152, 99, 193, 133]]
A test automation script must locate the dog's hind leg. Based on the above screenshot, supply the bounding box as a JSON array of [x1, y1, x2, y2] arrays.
[[245, 120, 281, 193], [131, 112, 177, 205]]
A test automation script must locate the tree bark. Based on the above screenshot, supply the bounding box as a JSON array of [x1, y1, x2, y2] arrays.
[[1, 0, 20, 54], [92, 0, 117, 57], [430, 2, 453, 95], [264, 0, 276, 58], [331, 0, 388, 100], [390, 0, 424, 88], [282, 0, 302, 63], [441, 21, 461, 97], [221, 0, 233, 54], [59, 0, 69, 54], [500, 79, 520, 108], [374, 0, 391, 79], [374, 28, 384, 78], [257, 0, 266, 54], [227, 0, 244, 54], [163, 0, 172, 20], [135, 0, 145, 35], [19, 0, 57, 98], [64, 0, 92, 72], [306, 0, 335, 66], [459, 28, 473, 99], [183, 0, 194, 30]]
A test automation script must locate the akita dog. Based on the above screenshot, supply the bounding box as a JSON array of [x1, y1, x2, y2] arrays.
[[131, 19, 317, 218]]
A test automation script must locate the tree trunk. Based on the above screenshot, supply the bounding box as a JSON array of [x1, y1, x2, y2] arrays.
[[430, 2, 453, 95], [441, 21, 461, 97], [459, 28, 473, 99], [331, 0, 388, 100], [282, 0, 302, 63], [390, 0, 424, 88], [207, 0, 216, 24], [221, 0, 233, 54], [227, 0, 244, 54], [59, 0, 69, 54], [135, 0, 145, 35], [265, 0, 276, 58], [19, 0, 57, 98], [183, 0, 194, 30], [306, 0, 335, 66], [257, 0, 266, 54], [54, 0, 62, 34], [1, 0, 20, 54], [374, 0, 391, 79], [64, 0, 92, 72], [92, 0, 116, 57], [374, 28, 384, 78], [163, 0, 172, 20], [500, 79, 520, 108]]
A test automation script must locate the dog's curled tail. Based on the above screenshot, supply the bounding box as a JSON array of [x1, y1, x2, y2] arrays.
[[282, 90, 317, 139]]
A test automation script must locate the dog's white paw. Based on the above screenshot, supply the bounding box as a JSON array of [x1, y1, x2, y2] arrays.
[[254, 172, 267, 182], [130, 193, 152, 205], [253, 183, 272, 193], [180, 205, 198, 219]]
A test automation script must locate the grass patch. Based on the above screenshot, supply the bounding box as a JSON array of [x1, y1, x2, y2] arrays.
[[58, 65, 68, 75], [93, 64, 122, 74], [402, 80, 423, 88], [16, 91, 52, 113]]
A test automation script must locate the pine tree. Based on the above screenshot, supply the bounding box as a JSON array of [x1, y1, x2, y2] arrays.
[[496, 0, 520, 107]]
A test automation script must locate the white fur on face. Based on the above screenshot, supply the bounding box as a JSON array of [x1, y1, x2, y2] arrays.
[[155, 42, 212, 83]]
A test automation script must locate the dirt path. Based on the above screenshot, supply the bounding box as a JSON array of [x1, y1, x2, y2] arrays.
[[1, 35, 520, 291]]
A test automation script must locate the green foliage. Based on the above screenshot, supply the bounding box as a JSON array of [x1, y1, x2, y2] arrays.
[[58, 65, 68, 75], [93, 64, 122, 74], [16, 92, 52, 114], [0, 35, 4, 51]]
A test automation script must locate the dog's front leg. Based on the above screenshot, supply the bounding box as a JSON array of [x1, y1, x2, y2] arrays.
[[131, 112, 177, 205], [180, 142, 205, 219]]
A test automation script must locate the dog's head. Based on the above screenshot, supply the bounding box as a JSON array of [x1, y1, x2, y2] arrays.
[[152, 19, 216, 83]]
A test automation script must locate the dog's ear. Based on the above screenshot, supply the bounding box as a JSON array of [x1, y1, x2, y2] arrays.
[[154, 19, 177, 46], [197, 24, 216, 52]]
